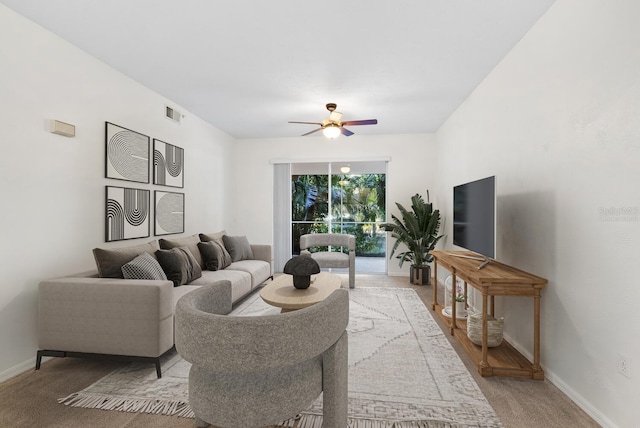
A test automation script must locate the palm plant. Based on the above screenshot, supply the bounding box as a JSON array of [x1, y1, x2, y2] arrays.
[[381, 191, 443, 284]]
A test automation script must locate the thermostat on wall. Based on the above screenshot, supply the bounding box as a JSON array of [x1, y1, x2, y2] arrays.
[[49, 120, 75, 137]]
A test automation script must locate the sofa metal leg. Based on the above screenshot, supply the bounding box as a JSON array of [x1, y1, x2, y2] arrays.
[[34, 349, 165, 378], [35, 350, 43, 371], [155, 357, 162, 378], [35, 350, 67, 371]]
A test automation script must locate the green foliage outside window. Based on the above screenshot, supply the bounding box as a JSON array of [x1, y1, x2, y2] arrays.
[[291, 173, 386, 256]]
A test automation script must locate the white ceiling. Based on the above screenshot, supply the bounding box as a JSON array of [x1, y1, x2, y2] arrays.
[[1, 0, 555, 139]]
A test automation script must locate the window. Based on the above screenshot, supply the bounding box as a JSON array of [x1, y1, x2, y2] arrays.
[[291, 161, 386, 273]]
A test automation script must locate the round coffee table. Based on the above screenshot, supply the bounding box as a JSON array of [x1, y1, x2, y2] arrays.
[[260, 272, 342, 312]]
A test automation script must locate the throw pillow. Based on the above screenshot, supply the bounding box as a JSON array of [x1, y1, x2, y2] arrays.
[[93, 240, 161, 278], [222, 235, 254, 262], [121, 252, 168, 280], [199, 230, 227, 242], [158, 234, 204, 270], [197, 241, 232, 271], [155, 247, 202, 287]]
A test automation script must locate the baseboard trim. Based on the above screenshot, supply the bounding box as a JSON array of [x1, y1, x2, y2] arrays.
[[543, 366, 618, 428], [0, 355, 40, 383], [502, 333, 618, 428]]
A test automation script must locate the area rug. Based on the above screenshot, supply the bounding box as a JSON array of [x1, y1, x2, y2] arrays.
[[59, 287, 502, 427]]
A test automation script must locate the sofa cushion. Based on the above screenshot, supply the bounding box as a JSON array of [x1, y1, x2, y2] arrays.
[[156, 247, 202, 287], [197, 241, 232, 271], [222, 235, 254, 262], [226, 260, 271, 288], [121, 252, 168, 280], [93, 240, 161, 278], [190, 270, 252, 303], [159, 234, 204, 269]]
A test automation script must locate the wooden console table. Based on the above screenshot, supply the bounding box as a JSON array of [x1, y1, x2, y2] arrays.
[[431, 250, 548, 380]]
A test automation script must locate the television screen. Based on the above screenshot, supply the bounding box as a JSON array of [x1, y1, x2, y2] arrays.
[[453, 176, 495, 259]]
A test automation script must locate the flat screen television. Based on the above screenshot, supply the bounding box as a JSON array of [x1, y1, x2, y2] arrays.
[[453, 176, 496, 261]]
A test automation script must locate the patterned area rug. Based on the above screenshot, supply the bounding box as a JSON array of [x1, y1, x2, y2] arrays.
[[59, 287, 502, 427]]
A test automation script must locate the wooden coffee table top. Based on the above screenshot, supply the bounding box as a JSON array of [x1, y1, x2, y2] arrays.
[[260, 272, 342, 312]]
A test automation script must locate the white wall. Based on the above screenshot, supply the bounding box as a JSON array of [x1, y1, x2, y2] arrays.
[[0, 6, 236, 379], [435, 1, 640, 427], [3, 1, 636, 426], [235, 134, 439, 276]]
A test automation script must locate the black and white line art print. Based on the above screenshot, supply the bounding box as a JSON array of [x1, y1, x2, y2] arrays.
[[105, 186, 150, 242], [153, 139, 184, 188], [105, 122, 150, 183], [154, 191, 184, 236]]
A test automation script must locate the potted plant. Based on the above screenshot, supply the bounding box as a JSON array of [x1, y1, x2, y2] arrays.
[[381, 191, 443, 285]]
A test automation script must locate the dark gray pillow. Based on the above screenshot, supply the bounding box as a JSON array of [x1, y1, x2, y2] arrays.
[[222, 235, 254, 262], [93, 240, 161, 278], [197, 241, 232, 271], [121, 252, 168, 280], [158, 235, 204, 270], [155, 247, 202, 286]]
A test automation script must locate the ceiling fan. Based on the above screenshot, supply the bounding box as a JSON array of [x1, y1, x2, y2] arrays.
[[289, 103, 378, 138]]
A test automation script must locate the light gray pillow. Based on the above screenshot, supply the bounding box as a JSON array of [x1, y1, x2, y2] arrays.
[[197, 241, 232, 270], [222, 235, 254, 262], [155, 247, 202, 286], [93, 240, 161, 278], [121, 252, 168, 280]]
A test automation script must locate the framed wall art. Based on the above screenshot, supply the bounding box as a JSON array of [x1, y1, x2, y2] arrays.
[[105, 186, 150, 242], [154, 191, 185, 236], [153, 139, 184, 188], [105, 122, 150, 183]]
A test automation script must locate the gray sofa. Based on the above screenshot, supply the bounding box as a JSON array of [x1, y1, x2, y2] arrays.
[[36, 232, 273, 377]]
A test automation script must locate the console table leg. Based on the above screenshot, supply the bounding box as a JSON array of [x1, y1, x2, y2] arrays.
[[490, 295, 495, 318], [480, 293, 489, 370], [533, 292, 542, 372], [450, 272, 458, 335], [432, 262, 438, 310]]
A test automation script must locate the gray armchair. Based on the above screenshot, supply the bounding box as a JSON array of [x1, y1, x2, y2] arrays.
[[300, 233, 356, 288], [175, 280, 349, 428]]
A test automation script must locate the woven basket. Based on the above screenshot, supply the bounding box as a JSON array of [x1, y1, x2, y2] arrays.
[[467, 311, 504, 347]]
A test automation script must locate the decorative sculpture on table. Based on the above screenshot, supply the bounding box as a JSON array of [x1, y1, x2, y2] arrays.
[[283, 253, 320, 289]]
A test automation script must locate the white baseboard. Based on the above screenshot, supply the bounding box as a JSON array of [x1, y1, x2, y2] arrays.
[[445, 285, 618, 428], [543, 366, 618, 428], [502, 333, 617, 428], [386, 272, 409, 277], [0, 356, 42, 383]]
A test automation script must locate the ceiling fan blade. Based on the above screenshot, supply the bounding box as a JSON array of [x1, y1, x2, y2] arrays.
[[341, 119, 378, 126], [329, 111, 343, 122], [341, 127, 354, 137], [301, 127, 323, 136], [289, 121, 323, 125]]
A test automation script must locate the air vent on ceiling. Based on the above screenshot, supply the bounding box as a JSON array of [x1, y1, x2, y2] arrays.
[[165, 105, 181, 124]]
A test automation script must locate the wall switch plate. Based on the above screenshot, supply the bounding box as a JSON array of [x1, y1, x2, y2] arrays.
[[618, 353, 631, 379]]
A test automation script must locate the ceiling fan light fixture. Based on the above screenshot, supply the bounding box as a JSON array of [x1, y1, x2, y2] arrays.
[[340, 166, 351, 173], [323, 124, 341, 139]]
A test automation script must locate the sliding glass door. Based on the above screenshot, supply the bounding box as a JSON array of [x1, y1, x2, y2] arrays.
[[291, 161, 386, 273]]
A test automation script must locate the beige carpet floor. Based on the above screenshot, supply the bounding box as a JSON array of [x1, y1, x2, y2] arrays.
[[0, 274, 600, 428]]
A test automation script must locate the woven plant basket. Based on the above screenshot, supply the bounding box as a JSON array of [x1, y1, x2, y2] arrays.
[[467, 311, 504, 347]]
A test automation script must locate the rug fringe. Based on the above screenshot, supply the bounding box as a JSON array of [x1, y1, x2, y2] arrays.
[[58, 392, 194, 418], [297, 414, 462, 428]]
